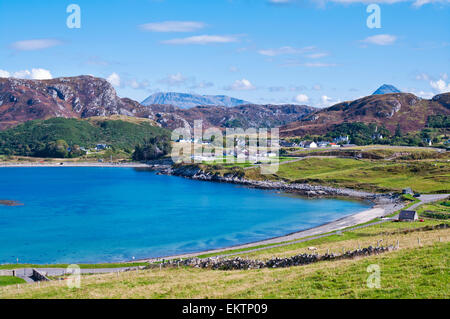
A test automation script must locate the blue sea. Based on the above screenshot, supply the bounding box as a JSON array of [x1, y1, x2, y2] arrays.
[[0, 167, 370, 264]]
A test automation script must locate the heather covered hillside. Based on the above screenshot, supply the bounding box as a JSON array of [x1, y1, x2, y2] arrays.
[[281, 93, 450, 137]]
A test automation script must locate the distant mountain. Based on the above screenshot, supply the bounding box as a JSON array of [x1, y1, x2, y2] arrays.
[[280, 92, 450, 137], [372, 84, 401, 95], [141, 92, 251, 108]]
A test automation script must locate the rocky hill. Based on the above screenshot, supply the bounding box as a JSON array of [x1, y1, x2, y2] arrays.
[[0, 76, 315, 131], [280, 92, 450, 137], [139, 103, 316, 131], [0, 75, 150, 130]]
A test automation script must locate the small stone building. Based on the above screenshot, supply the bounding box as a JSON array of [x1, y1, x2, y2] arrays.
[[399, 210, 418, 222], [402, 188, 414, 195]]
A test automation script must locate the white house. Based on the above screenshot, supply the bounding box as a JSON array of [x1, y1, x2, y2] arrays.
[[304, 141, 318, 148]]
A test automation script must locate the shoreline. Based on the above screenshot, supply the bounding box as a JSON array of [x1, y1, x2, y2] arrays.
[[133, 202, 400, 262], [0, 162, 150, 168], [0, 161, 417, 264]]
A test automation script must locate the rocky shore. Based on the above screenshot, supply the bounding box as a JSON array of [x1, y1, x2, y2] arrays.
[[150, 163, 398, 204]]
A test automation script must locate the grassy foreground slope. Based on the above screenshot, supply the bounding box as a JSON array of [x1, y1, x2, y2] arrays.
[[1, 242, 447, 299], [0, 276, 26, 287]]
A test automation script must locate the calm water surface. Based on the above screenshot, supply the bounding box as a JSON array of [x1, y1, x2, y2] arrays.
[[0, 167, 370, 263]]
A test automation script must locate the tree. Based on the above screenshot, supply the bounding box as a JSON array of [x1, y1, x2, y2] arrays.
[[395, 124, 402, 138], [38, 140, 69, 158], [132, 135, 172, 161]]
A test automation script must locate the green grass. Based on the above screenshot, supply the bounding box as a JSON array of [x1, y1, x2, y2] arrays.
[[2, 243, 448, 298], [417, 198, 450, 220], [244, 157, 450, 193], [0, 276, 26, 287], [0, 262, 148, 271]]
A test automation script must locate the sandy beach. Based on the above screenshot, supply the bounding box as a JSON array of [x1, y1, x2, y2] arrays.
[[146, 193, 448, 261]]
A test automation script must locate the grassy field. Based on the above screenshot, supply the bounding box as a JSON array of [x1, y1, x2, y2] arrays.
[[0, 276, 26, 287], [244, 157, 450, 193], [417, 199, 450, 220], [0, 262, 148, 271], [1, 241, 447, 298]]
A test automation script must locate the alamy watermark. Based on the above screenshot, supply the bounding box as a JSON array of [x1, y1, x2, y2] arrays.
[[66, 4, 81, 29], [66, 264, 81, 289], [171, 121, 280, 174], [366, 4, 381, 29], [366, 264, 381, 288]]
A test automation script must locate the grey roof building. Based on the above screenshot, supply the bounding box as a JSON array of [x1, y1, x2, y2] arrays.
[[399, 210, 418, 221]]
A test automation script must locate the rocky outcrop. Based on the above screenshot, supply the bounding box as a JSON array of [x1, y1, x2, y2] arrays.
[[151, 164, 396, 203], [0, 76, 151, 130]]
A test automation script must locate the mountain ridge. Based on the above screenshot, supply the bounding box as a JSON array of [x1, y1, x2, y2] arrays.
[[142, 92, 251, 109], [280, 92, 450, 137], [0, 75, 315, 131]]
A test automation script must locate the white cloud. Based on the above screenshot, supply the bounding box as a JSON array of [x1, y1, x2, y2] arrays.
[[313, 0, 448, 6], [321, 95, 332, 105], [361, 34, 397, 46], [159, 73, 188, 86], [320, 95, 341, 107], [11, 39, 62, 51], [162, 35, 239, 45], [306, 52, 329, 59], [7, 68, 53, 80], [303, 62, 337, 67], [0, 69, 11, 78], [413, 90, 435, 99], [227, 79, 255, 91], [413, 0, 450, 7], [268, 0, 293, 3], [294, 94, 309, 103], [258, 46, 315, 57], [139, 21, 205, 32], [430, 77, 450, 93], [229, 66, 239, 73], [106, 72, 121, 87], [415, 73, 430, 81], [129, 79, 150, 89], [29, 68, 53, 80]]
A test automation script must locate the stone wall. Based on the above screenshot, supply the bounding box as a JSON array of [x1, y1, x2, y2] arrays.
[[152, 245, 396, 271]]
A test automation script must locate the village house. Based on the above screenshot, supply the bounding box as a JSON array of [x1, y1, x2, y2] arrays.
[[304, 141, 318, 149], [398, 210, 418, 222], [95, 144, 108, 151], [334, 135, 349, 144]]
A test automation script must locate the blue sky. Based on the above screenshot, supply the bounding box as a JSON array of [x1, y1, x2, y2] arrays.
[[0, 0, 449, 107]]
